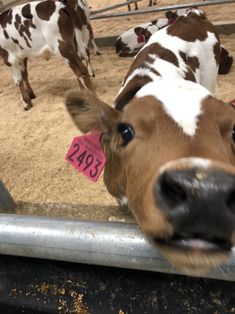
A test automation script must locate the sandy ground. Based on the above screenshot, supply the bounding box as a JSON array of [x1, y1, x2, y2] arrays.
[[0, 0, 235, 220]]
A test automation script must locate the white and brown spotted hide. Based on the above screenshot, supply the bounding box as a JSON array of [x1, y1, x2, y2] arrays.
[[0, 0, 98, 110]]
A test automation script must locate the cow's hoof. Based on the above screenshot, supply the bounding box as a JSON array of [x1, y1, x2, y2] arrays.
[[23, 103, 33, 111], [29, 92, 36, 100]]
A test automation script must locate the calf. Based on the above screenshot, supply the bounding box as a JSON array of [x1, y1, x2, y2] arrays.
[[116, 10, 179, 57], [116, 9, 233, 76], [66, 8, 235, 275], [0, 0, 95, 110]]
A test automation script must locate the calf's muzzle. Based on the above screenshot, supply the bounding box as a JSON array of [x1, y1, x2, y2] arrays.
[[154, 167, 235, 252]]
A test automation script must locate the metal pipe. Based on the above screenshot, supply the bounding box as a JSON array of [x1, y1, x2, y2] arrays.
[[90, 0, 142, 15], [91, 0, 235, 20], [0, 214, 234, 281]]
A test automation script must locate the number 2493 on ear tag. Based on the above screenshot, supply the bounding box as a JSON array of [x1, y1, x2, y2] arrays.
[[65, 133, 106, 182]]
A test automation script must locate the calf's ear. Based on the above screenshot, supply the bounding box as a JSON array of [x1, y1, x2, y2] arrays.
[[65, 89, 119, 134]]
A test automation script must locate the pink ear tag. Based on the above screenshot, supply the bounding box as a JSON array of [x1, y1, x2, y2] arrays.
[[167, 18, 173, 24], [65, 133, 106, 182]]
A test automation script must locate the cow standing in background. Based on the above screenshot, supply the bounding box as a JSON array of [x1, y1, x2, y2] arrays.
[[66, 8, 235, 275], [0, 0, 98, 110]]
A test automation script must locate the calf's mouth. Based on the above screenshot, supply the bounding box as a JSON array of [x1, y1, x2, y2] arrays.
[[154, 234, 232, 253], [152, 235, 233, 275]]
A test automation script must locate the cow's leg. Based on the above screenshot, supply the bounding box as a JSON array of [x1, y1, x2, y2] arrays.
[[87, 23, 101, 56], [82, 26, 96, 77], [85, 48, 95, 78], [149, 0, 157, 6], [10, 61, 33, 110], [59, 41, 93, 91], [128, 1, 138, 10], [74, 27, 95, 77], [91, 39, 101, 56], [22, 58, 36, 100]]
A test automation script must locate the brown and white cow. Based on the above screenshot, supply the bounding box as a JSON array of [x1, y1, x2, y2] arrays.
[[0, 0, 97, 110], [66, 8, 235, 275], [116, 8, 233, 76]]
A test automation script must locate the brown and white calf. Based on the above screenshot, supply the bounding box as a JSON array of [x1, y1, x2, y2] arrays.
[[116, 8, 233, 75], [116, 10, 179, 57], [0, 0, 96, 110], [66, 8, 235, 275]]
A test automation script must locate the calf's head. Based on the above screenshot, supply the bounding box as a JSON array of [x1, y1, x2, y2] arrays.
[[66, 87, 235, 275]]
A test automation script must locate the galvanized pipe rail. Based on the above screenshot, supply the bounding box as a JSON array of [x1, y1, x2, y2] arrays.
[[0, 0, 141, 13], [0, 214, 234, 281], [91, 0, 235, 20]]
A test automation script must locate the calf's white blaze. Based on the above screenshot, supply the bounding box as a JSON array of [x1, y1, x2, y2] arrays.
[[136, 80, 210, 136]]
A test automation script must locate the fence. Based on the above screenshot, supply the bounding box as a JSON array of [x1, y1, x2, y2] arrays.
[[91, 0, 235, 20]]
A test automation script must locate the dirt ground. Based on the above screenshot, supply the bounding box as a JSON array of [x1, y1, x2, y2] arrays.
[[0, 0, 235, 221]]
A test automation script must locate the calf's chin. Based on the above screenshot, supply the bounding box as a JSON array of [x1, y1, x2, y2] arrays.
[[155, 246, 231, 275]]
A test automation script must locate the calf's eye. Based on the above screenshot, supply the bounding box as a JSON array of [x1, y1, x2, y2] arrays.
[[233, 126, 235, 143], [117, 123, 135, 146]]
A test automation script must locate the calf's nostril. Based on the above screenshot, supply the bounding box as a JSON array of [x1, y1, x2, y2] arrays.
[[158, 172, 187, 207]]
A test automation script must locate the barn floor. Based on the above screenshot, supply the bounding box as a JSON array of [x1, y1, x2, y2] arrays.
[[0, 254, 234, 314], [0, 0, 235, 222]]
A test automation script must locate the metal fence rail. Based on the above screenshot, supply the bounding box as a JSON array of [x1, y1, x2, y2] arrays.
[[91, 0, 235, 20], [0, 214, 234, 281]]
